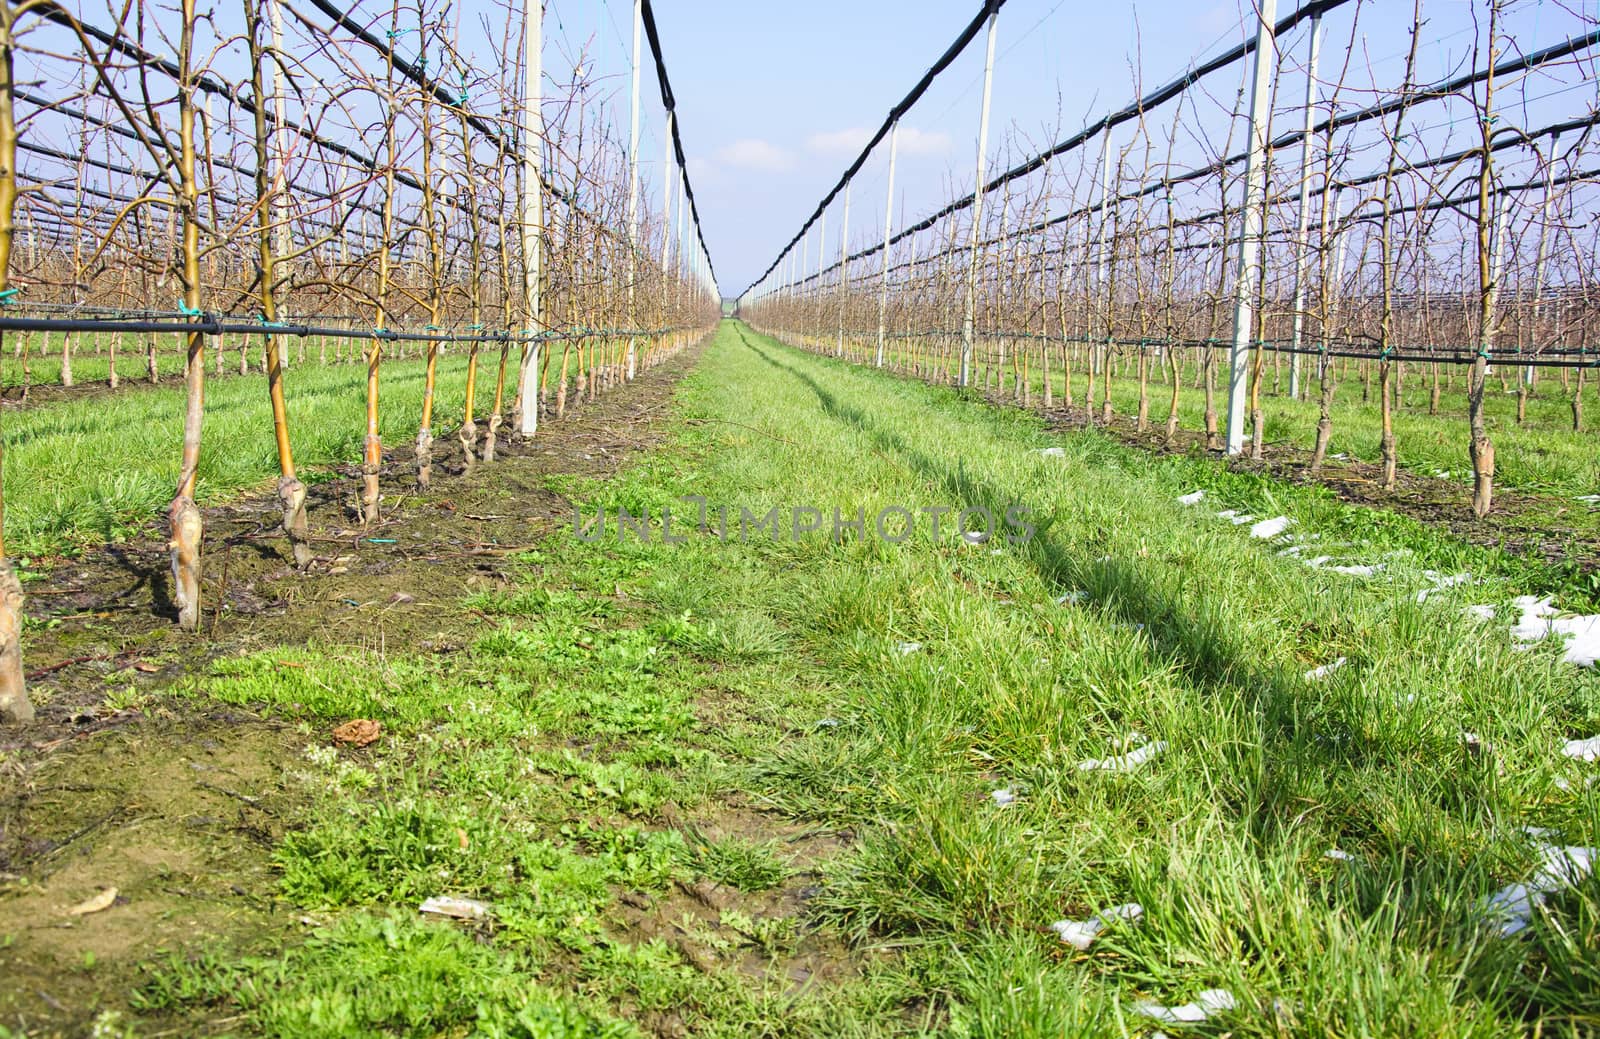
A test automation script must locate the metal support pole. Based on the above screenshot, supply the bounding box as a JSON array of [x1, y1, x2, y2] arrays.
[[1528, 142, 1554, 387], [876, 121, 898, 368], [268, 0, 290, 368], [958, 6, 999, 388], [1095, 127, 1110, 380], [623, 0, 642, 380], [1224, 0, 1279, 455], [661, 112, 675, 274], [1288, 12, 1321, 401], [517, 0, 544, 436], [838, 180, 850, 358]]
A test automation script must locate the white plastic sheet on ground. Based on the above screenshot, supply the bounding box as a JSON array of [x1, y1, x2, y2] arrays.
[[1078, 734, 1167, 773], [1327, 563, 1384, 577], [1416, 571, 1472, 604], [1135, 989, 1237, 1025], [1482, 844, 1598, 937], [1177, 490, 1205, 506], [419, 896, 490, 920], [1563, 735, 1600, 762], [1511, 596, 1600, 666], [990, 787, 1018, 807], [1303, 657, 1347, 681], [1048, 902, 1143, 950], [1250, 516, 1291, 539], [1035, 447, 1066, 458], [894, 641, 922, 657]]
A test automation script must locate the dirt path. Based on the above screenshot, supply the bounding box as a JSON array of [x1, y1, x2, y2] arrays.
[[0, 341, 705, 1035]]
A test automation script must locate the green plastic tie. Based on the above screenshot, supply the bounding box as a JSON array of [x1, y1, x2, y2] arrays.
[[178, 301, 203, 317], [0, 288, 19, 305]]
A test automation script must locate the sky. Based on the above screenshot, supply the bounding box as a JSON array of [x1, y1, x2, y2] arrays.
[[556, 0, 1590, 299], [24, 0, 1591, 304], [646, 0, 1268, 296]]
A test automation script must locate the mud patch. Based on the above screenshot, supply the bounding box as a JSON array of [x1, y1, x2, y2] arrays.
[[0, 714, 300, 1035]]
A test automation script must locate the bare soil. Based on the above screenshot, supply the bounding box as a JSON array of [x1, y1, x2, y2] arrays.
[[0, 341, 796, 1036]]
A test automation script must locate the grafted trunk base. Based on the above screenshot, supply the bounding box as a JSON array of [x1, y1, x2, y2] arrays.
[[0, 564, 30, 724], [168, 495, 203, 631], [278, 476, 313, 569]]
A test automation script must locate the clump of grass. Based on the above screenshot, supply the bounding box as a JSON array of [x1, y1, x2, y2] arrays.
[[686, 831, 790, 892]]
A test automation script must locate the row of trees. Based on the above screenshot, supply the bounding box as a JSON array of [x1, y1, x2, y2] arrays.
[[743, 0, 1598, 517], [0, 0, 720, 723]]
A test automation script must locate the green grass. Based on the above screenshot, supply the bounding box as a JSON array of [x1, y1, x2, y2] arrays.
[[0, 351, 481, 556], [137, 321, 1600, 1035]]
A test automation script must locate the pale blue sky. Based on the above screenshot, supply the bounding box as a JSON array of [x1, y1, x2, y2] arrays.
[[568, 0, 1585, 296]]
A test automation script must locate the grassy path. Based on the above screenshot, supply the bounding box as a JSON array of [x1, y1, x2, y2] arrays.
[[100, 321, 1599, 1035]]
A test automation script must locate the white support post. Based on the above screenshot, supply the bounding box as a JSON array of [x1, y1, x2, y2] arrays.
[[838, 180, 851, 358], [1224, 0, 1279, 455], [517, 0, 544, 436], [958, 7, 999, 388], [1288, 12, 1321, 401], [268, 0, 290, 367], [624, 0, 642, 380], [876, 122, 898, 368], [1095, 127, 1110, 379], [1528, 142, 1554, 387]]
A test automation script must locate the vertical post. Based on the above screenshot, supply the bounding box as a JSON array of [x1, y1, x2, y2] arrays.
[[1528, 144, 1554, 388], [803, 218, 813, 327], [958, 5, 999, 388], [624, 0, 642, 380], [1224, 0, 1279, 455], [661, 113, 675, 278], [876, 121, 898, 367], [838, 180, 850, 358], [660, 111, 675, 351], [1288, 12, 1320, 401], [673, 152, 685, 321], [1095, 127, 1110, 380], [267, 0, 290, 368], [0, 0, 29, 722], [518, 0, 544, 435], [817, 209, 826, 350]]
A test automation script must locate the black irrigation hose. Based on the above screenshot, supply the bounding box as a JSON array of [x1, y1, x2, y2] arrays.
[[745, 0, 1349, 298], [639, 0, 718, 286], [762, 4, 1600, 297], [826, 329, 1600, 369], [742, 0, 1008, 296], [298, 0, 714, 279], [0, 315, 691, 345]]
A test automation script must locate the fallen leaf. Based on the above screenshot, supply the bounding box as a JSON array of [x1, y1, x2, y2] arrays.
[[332, 719, 382, 747], [132, 662, 159, 673], [456, 827, 470, 850], [66, 887, 118, 916]]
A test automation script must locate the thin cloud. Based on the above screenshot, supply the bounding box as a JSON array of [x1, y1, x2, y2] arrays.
[[714, 138, 794, 172], [805, 126, 952, 157]]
